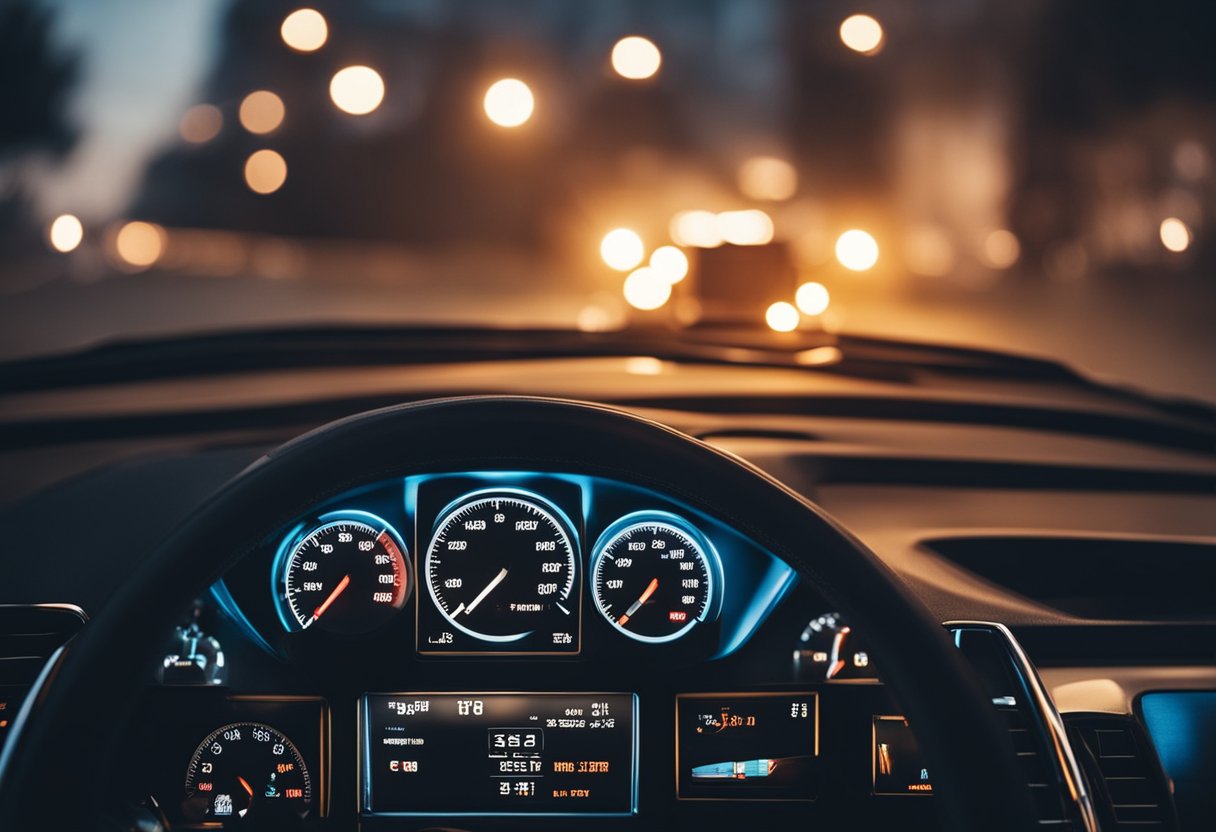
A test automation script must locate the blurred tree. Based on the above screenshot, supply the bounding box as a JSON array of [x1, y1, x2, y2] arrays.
[[0, 0, 79, 261], [0, 0, 79, 163]]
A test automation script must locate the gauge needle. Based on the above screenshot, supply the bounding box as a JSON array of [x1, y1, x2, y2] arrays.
[[618, 577, 659, 627], [237, 775, 253, 797], [463, 568, 508, 615], [311, 574, 351, 624], [826, 625, 851, 680]]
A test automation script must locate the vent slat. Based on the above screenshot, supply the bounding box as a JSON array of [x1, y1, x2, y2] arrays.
[[0, 605, 86, 746]]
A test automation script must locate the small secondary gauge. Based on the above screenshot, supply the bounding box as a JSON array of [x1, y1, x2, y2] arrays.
[[182, 721, 312, 823], [591, 512, 721, 643]]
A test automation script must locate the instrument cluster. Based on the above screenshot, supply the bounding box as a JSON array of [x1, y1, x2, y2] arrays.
[[215, 471, 796, 662]]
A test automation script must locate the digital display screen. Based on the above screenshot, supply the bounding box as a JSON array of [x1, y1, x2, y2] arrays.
[[361, 693, 636, 816], [676, 692, 818, 801], [873, 716, 934, 795]]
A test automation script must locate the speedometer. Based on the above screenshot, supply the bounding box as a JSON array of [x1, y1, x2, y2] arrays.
[[425, 490, 578, 643], [591, 512, 721, 643], [277, 513, 410, 634]]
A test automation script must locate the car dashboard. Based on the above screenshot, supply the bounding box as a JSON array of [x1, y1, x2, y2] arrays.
[[1, 356, 1214, 831]]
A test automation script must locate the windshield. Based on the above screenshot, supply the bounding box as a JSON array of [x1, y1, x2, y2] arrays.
[[1, 1, 1214, 402]]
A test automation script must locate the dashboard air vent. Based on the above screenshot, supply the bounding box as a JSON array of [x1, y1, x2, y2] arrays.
[[1067, 716, 1177, 830], [948, 622, 1097, 830], [0, 604, 86, 746]]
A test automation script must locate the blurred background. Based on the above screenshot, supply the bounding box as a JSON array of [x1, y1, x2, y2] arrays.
[[2, 0, 1214, 402]]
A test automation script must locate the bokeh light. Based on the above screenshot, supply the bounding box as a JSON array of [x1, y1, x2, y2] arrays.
[[835, 229, 879, 271], [649, 245, 689, 283], [244, 149, 288, 194], [839, 14, 884, 54], [238, 90, 285, 135], [623, 267, 672, 310], [717, 209, 774, 245], [48, 214, 83, 253], [670, 210, 723, 248], [611, 36, 662, 80], [983, 229, 1021, 269], [281, 8, 328, 52], [1160, 217, 1191, 252], [330, 66, 385, 115], [600, 228, 645, 271], [179, 104, 222, 144], [904, 224, 955, 277], [765, 301, 800, 332], [483, 78, 534, 127], [738, 156, 798, 201], [115, 221, 165, 268], [795, 281, 831, 316]]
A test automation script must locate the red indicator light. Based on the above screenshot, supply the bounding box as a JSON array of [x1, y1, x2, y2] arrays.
[[285, 788, 303, 799], [198, 782, 213, 792], [668, 611, 687, 622]]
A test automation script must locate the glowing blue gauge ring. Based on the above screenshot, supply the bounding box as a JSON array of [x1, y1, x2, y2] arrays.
[[424, 488, 579, 644], [271, 510, 411, 635], [590, 511, 723, 644]]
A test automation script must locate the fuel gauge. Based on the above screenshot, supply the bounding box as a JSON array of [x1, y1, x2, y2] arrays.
[[793, 612, 880, 682]]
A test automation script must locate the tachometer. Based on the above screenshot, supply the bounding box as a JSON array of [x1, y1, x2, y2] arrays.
[[591, 512, 721, 643], [425, 490, 578, 642], [182, 721, 312, 823], [278, 513, 410, 634]]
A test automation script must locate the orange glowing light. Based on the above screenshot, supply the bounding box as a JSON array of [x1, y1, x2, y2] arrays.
[[738, 156, 798, 201], [239, 90, 285, 135], [244, 149, 288, 195], [179, 104, 222, 144], [716, 209, 774, 246], [982, 229, 1020, 269], [115, 221, 166, 269], [670, 210, 723, 248]]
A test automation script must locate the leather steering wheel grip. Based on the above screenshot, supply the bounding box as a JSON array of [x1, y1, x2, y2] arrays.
[[0, 396, 1038, 830]]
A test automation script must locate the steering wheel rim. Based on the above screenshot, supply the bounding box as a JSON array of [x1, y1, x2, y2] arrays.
[[0, 396, 1037, 830]]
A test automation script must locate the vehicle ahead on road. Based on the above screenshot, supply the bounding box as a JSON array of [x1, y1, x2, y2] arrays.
[[0, 324, 1213, 831]]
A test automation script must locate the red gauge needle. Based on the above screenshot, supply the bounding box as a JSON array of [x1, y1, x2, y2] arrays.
[[237, 775, 254, 797], [618, 577, 659, 627], [311, 574, 351, 624], [826, 625, 851, 680]]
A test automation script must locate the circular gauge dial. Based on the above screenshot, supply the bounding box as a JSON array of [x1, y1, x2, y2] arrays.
[[281, 516, 409, 634], [426, 491, 577, 642], [591, 514, 718, 643], [795, 612, 879, 681], [182, 722, 312, 823]]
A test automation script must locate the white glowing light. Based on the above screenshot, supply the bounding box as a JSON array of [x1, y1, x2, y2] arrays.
[[766, 301, 800, 332], [600, 228, 645, 271], [795, 282, 831, 316], [835, 229, 879, 271]]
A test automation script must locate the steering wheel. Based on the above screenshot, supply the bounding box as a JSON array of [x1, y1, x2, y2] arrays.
[[0, 397, 1037, 830]]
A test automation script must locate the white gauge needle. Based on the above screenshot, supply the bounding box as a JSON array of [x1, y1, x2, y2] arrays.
[[463, 568, 508, 615], [618, 577, 659, 627], [826, 625, 851, 680]]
